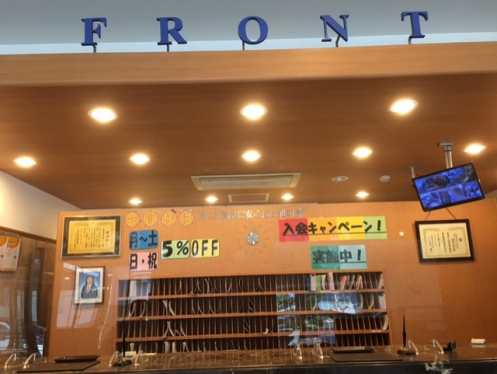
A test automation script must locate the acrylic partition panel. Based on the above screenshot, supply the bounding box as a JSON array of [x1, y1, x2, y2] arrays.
[[0, 229, 55, 360], [48, 200, 497, 361]]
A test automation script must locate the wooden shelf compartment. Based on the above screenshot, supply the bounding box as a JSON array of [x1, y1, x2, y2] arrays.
[[116, 271, 391, 353]]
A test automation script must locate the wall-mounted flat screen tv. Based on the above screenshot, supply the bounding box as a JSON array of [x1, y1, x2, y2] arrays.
[[412, 162, 485, 212]]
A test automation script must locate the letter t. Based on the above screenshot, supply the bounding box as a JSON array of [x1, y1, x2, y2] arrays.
[[401, 11, 429, 43]]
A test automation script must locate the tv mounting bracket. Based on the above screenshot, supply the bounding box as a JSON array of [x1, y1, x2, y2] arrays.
[[410, 141, 454, 178], [438, 141, 454, 168]]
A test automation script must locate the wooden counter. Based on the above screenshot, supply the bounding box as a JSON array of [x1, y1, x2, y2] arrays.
[[7, 345, 497, 374]]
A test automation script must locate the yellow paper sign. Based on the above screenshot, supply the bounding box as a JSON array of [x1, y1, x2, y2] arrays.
[[190, 239, 220, 258]]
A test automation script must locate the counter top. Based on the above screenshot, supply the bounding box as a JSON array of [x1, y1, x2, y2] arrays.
[[4, 345, 497, 374]]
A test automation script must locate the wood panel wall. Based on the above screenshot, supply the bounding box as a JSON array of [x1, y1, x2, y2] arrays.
[[48, 199, 497, 357], [2, 43, 496, 86]]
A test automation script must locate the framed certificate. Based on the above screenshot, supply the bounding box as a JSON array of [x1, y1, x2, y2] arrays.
[[62, 216, 121, 258], [415, 220, 474, 262]]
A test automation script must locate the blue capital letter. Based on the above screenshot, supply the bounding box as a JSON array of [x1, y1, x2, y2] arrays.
[[401, 11, 429, 42], [157, 17, 187, 45], [320, 15, 349, 44], [238, 16, 268, 45], [81, 18, 107, 46]]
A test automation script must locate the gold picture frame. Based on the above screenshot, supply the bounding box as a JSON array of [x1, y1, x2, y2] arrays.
[[62, 216, 121, 258], [415, 219, 474, 262]]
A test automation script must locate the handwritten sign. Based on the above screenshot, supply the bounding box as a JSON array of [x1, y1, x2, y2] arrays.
[[311, 245, 367, 270], [279, 216, 387, 242], [130, 230, 159, 249], [162, 240, 190, 259], [161, 239, 220, 259], [130, 252, 158, 271]]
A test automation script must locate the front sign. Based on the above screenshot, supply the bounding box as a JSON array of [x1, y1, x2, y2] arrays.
[[81, 11, 429, 48]]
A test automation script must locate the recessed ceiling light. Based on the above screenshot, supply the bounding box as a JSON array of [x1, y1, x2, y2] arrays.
[[88, 107, 117, 123], [14, 156, 36, 168], [379, 175, 391, 182], [356, 191, 369, 199], [129, 198, 142, 205], [464, 143, 486, 155], [353, 147, 373, 159], [240, 104, 267, 121], [242, 150, 261, 162], [332, 176, 349, 182], [205, 195, 218, 203], [389, 99, 418, 115], [282, 193, 294, 201], [130, 153, 150, 165]]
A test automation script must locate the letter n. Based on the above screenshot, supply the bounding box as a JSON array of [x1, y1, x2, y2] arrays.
[[320, 15, 349, 45]]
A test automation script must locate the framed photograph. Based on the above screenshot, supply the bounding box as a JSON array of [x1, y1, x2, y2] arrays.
[[62, 216, 121, 258], [75, 267, 104, 304], [415, 219, 474, 262]]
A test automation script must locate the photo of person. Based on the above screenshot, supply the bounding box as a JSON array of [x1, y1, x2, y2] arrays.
[[81, 274, 99, 299], [75, 267, 104, 304]]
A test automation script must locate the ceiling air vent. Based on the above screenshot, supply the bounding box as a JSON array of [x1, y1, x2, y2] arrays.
[[191, 173, 301, 190], [229, 193, 269, 204]]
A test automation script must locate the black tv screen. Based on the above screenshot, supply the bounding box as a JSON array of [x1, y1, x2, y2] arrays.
[[412, 162, 485, 211]]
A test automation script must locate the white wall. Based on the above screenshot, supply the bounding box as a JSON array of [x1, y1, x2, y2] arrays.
[[0, 172, 80, 239], [1, 0, 497, 56]]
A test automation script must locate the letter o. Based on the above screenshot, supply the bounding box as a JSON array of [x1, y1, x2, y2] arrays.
[[238, 16, 268, 45]]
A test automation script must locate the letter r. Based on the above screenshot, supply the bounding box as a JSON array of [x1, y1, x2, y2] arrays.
[[157, 17, 187, 45]]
